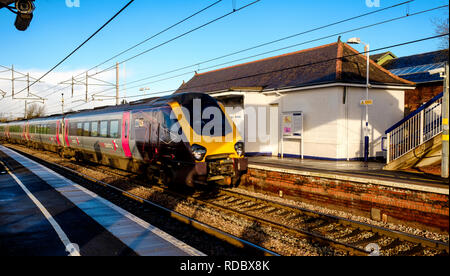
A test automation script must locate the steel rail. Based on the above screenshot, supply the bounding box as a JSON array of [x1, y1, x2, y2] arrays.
[[218, 189, 450, 253], [1, 145, 280, 257], [4, 144, 449, 255]]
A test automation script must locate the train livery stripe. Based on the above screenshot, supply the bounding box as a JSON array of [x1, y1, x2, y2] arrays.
[[64, 119, 70, 147], [122, 112, 132, 158], [56, 121, 61, 146]]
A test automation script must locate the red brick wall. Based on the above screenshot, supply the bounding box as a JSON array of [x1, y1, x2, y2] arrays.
[[405, 83, 443, 114], [244, 168, 449, 232]]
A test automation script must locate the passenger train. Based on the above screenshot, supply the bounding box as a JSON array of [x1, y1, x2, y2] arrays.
[[0, 93, 248, 188]]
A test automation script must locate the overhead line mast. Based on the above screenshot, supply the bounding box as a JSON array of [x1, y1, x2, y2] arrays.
[[15, 0, 136, 96]]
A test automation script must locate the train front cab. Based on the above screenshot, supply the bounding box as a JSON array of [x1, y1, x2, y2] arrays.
[[167, 94, 248, 188]]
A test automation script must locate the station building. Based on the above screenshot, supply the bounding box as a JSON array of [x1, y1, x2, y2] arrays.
[[177, 41, 415, 161]]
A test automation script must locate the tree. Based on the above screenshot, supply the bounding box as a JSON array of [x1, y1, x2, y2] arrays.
[[26, 104, 46, 119], [433, 17, 449, 49]]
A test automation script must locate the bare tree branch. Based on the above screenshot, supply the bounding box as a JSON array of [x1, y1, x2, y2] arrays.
[[432, 17, 449, 49]]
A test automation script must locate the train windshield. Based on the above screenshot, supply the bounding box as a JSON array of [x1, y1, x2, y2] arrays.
[[179, 94, 232, 137]]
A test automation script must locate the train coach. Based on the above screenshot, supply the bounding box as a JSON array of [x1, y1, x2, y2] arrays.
[[0, 93, 248, 188]]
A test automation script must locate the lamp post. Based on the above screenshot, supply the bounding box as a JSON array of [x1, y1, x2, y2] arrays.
[[429, 64, 449, 178], [348, 37, 371, 162], [140, 87, 150, 95]]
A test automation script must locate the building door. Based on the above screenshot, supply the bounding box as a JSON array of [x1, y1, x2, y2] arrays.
[[228, 107, 245, 141]]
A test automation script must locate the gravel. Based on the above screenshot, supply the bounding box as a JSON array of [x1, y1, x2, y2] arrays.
[[3, 143, 448, 256]]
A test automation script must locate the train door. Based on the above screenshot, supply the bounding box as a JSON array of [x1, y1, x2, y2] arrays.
[[150, 111, 161, 161], [25, 122, 30, 142], [122, 112, 132, 158]]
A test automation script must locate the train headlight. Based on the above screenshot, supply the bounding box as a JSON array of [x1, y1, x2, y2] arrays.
[[235, 142, 245, 157], [191, 144, 207, 161]]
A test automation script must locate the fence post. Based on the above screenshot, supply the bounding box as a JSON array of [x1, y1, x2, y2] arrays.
[[420, 110, 424, 145], [386, 132, 391, 164]]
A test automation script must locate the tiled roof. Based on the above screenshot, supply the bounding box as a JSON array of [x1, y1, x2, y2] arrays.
[[383, 49, 449, 83], [176, 42, 414, 94]]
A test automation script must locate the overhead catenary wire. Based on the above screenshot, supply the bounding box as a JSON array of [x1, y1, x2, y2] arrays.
[[2, 2, 446, 115], [2, 0, 414, 105], [92, 4, 448, 100], [67, 33, 448, 113], [95, 0, 419, 92], [114, 34, 449, 102], [14, 0, 136, 97], [41, 0, 229, 101], [40, 0, 262, 108], [91, 0, 262, 78], [69, 0, 224, 81]]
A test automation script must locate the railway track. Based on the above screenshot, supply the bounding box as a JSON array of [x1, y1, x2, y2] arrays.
[[198, 189, 449, 256], [1, 145, 279, 257], [4, 144, 449, 256]]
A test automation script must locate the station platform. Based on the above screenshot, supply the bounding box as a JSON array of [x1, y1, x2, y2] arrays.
[[0, 145, 204, 256], [249, 156, 448, 193], [245, 156, 449, 232]]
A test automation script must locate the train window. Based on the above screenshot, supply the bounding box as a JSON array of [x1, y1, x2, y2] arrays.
[[77, 123, 83, 136], [100, 121, 108, 138], [49, 124, 56, 135], [162, 109, 182, 142], [83, 122, 90, 137], [91, 122, 99, 137], [69, 123, 77, 136], [110, 120, 120, 139], [181, 95, 232, 137]]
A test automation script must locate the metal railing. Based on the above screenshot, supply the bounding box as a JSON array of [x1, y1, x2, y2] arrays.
[[386, 93, 443, 163]]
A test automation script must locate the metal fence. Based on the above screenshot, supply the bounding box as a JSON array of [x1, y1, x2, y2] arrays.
[[386, 93, 443, 163]]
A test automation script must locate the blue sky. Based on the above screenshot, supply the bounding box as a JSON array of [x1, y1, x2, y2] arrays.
[[0, 0, 448, 116]]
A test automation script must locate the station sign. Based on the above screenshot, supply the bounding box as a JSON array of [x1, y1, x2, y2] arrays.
[[360, 100, 374, 106], [282, 112, 303, 140]]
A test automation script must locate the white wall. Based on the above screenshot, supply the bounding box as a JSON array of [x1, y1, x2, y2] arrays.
[[342, 87, 404, 159], [214, 85, 405, 160], [281, 87, 342, 159]]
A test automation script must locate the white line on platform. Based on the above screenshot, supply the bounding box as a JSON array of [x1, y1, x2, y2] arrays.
[[0, 160, 81, 257]]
